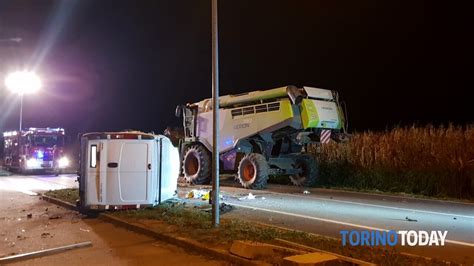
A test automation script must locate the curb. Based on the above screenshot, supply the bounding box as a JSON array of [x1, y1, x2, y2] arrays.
[[40, 195, 77, 211], [99, 214, 260, 265], [40, 195, 259, 265]]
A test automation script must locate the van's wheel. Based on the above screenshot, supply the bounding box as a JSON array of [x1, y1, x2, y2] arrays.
[[237, 153, 269, 189], [289, 155, 318, 187], [183, 145, 211, 184]]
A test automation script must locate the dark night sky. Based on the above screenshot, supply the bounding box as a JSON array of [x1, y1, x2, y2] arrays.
[[0, 0, 471, 138]]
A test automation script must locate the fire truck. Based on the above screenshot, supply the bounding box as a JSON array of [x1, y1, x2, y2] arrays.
[[2, 127, 69, 174]]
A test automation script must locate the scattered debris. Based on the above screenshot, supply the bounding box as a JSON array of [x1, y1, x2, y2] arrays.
[[49, 215, 61, 220], [220, 203, 233, 214], [185, 189, 223, 201], [80, 228, 90, 233], [239, 193, 256, 200], [185, 190, 194, 198], [26, 213, 32, 219], [405, 216, 418, 222], [202, 203, 234, 214], [202, 191, 210, 201], [186, 189, 208, 199], [0, 241, 92, 264], [303, 190, 310, 194], [192, 203, 210, 210]]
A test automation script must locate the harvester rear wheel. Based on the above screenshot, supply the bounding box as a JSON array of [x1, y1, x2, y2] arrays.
[[289, 155, 318, 187], [183, 145, 211, 184], [237, 153, 269, 189]]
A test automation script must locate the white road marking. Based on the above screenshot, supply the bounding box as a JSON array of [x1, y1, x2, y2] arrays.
[[305, 187, 474, 206], [265, 191, 474, 219], [228, 202, 474, 247]]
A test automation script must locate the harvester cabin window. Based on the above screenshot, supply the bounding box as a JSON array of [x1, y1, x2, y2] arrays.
[[90, 145, 97, 168]]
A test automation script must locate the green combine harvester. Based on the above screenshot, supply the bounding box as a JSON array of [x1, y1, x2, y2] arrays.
[[175, 85, 347, 189]]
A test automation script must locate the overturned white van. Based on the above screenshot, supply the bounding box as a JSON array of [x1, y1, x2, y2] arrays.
[[78, 131, 179, 211]]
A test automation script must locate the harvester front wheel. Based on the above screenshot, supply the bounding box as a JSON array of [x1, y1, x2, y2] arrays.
[[237, 153, 269, 189], [183, 145, 211, 184], [289, 155, 318, 187]]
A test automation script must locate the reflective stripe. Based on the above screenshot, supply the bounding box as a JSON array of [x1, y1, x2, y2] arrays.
[[321, 130, 331, 144]]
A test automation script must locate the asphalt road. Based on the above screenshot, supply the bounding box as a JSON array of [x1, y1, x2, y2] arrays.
[[2, 173, 473, 264], [0, 173, 78, 195], [0, 174, 226, 265]]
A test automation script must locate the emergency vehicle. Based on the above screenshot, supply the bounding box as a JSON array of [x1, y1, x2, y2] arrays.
[[2, 127, 69, 173]]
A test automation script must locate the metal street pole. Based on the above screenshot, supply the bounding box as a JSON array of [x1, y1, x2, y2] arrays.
[[19, 93, 24, 131], [211, 0, 220, 227]]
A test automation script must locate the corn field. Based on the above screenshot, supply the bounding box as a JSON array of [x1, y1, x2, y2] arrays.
[[313, 125, 474, 199]]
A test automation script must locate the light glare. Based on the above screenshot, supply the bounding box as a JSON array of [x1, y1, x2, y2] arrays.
[[58, 157, 70, 168], [4, 71, 42, 94]]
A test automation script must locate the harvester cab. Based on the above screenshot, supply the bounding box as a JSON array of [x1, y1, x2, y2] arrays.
[[176, 85, 347, 189]]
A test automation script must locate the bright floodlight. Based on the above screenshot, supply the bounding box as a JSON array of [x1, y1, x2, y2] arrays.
[[4, 71, 42, 94]]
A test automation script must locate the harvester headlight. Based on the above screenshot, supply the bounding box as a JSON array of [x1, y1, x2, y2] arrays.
[[58, 157, 70, 168]]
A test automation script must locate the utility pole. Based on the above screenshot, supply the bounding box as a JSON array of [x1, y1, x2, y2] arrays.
[[19, 93, 24, 131], [211, 0, 220, 227]]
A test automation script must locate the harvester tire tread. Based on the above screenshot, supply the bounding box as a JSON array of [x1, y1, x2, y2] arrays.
[[237, 153, 269, 189], [289, 154, 318, 187], [183, 144, 211, 185]]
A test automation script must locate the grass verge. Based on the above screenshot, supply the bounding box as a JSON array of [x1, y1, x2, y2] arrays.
[[44, 188, 79, 204]]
